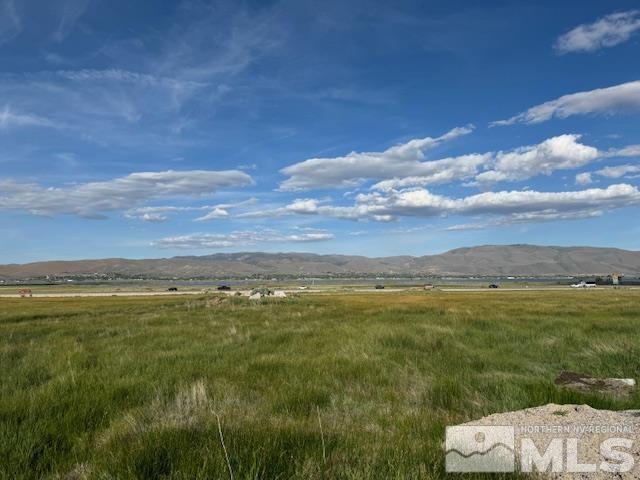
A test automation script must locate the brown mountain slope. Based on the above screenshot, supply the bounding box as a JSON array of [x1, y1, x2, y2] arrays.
[[0, 245, 639, 278]]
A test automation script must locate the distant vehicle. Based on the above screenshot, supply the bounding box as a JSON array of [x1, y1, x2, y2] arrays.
[[167, 287, 178, 292], [488, 284, 499, 289], [18, 288, 32, 297], [217, 285, 231, 291], [298, 286, 309, 290], [423, 284, 435, 290], [571, 281, 597, 288], [375, 285, 385, 289]]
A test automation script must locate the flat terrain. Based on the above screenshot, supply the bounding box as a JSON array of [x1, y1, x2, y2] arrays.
[[2, 283, 637, 298], [2, 291, 639, 479]]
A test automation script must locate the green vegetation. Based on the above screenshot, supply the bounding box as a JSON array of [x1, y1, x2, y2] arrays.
[[1, 291, 639, 479]]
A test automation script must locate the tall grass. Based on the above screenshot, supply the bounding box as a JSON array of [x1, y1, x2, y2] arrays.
[[1, 291, 639, 479]]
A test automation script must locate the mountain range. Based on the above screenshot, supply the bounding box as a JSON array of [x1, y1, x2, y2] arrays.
[[1, 245, 639, 279]]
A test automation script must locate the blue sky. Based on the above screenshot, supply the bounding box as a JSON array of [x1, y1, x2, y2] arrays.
[[1, 0, 640, 262]]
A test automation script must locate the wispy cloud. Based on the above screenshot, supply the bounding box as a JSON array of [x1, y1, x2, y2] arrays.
[[0, 0, 21, 46], [152, 229, 334, 249], [0, 69, 211, 146], [445, 209, 604, 231], [555, 10, 640, 54], [492, 81, 640, 126], [194, 199, 258, 222], [151, 0, 286, 82], [0, 106, 55, 130], [125, 198, 260, 222], [0, 1, 288, 148], [53, 0, 91, 42], [0, 170, 253, 219]]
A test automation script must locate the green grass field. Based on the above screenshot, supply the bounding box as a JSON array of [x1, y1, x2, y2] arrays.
[[2, 291, 639, 479]]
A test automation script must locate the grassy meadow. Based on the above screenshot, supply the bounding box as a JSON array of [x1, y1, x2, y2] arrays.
[[1, 291, 640, 479]]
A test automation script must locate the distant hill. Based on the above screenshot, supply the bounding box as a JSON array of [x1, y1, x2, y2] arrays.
[[1, 245, 639, 279]]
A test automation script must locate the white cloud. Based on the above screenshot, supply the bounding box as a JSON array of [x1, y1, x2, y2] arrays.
[[278, 125, 475, 190], [492, 81, 640, 126], [281, 132, 622, 191], [574, 164, 640, 185], [594, 164, 640, 179], [554, 10, 640, 54], [245, 184, 640, 227], [152, 229, 334, 249], [376, 184, 640, 218], [124, 198, 258, 222], [575, 172, 593, 185], [475, 134, 599, 184], [194, 207, 229, 221], [140, 213, 168, 223], [125, 205, 203, 221], [369, 154, 489, 191], [446, 209, 604, 231], [1, 170, 253, 218], [608, 144, 640, 158], [193, 198, 258, 221]]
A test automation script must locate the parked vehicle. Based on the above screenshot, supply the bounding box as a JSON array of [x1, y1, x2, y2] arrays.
[[167, 287, 178, 292], [488, 284, 499, 289], [217, 285, 231, 291]]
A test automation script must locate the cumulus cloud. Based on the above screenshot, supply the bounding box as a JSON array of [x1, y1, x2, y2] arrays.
[[596, 164, 640, 179], [278, 125, 476, 190], [474, 134, 599, 184], [554, 10, 640, 54], [608, 144, 640, 158], [575, 172, 593, 185], [0, 170, 253, 218], [574, 163, 640, 186], [365, 184, 640, 219], [244, 184, 640, 227], [280, 132, 621, 191], [492, 81, 640, 126], [152, 229, 334, 249]]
